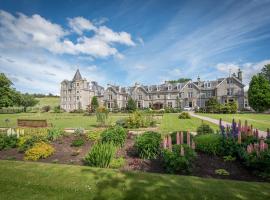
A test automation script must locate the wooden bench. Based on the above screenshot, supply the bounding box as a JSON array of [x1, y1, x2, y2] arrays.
[[17, 119, 52, 128]]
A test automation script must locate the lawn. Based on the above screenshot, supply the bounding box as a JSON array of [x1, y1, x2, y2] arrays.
[[35, 97, 60, 108], [0, 160, 269, 200], [196, 113, 270, 131], [0, 112, 127, 129], [160, 113, 219, 133], [0, 112, 218, 132]]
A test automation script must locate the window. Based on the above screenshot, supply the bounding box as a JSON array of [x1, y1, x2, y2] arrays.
[[77, 90, 79, 93], [227, 88, 234, 95], [109, 94, 112, 100], [188, 84, 192, 88], [157, 86, 160, 91], [168, 85, 172, 90], [149, 103, 152, 108], [188, 92, 193, 98], [207, 82, 211, 87], [149, 95, 152, 100], [76, 83, 79, 86], [227, 78, 233, 84], [157, 94, 160, 99], [107, 103, 111, 109], [167, 102, 172, 108], [138, 101, 142, 108], [139, 95, 142, 100], [76, 96, 79, 100], [206, 91, 212, 97], [178, 93, 182, 98]]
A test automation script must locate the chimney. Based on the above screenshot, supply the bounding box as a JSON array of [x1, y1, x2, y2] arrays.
[[197, 75, 200, 83], [237, 68, 242, 82]]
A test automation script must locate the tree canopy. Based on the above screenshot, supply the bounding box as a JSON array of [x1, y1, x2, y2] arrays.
[[91, 96, 99, 112], [126, 97, 137, 112], [168, 78, 191, 84], [248, 74, 270, 112], [260, 64, 270, 83]]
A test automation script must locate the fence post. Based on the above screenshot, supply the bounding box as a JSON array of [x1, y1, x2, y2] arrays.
[[267, 128, 270, 139], [168, 135, 172, 151], [180, 131, 183, 144], [176, 132, 180, 145]]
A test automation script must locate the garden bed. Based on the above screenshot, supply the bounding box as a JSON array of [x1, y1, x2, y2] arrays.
[[0, 131, 268, 182]]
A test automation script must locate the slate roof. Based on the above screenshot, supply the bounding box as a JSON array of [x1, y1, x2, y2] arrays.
[[72, 69, 83, 81]]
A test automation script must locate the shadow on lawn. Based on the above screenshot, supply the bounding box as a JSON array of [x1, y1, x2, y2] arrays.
[[80, 168, 270, 200]]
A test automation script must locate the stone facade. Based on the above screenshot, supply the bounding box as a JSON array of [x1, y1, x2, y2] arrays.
[[60, 69, 247, 111]]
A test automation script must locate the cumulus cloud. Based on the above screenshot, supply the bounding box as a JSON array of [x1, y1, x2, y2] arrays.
[[0, 10, 135, 58]]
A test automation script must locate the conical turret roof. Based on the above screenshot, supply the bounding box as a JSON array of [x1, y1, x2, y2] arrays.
[[72, 69, 82, 81]]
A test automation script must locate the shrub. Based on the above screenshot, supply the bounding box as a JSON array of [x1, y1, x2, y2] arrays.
[[18, 135, 48, 152], [84, 143, 116, 168], [219, 137, 240, 157], [47, 128, 63, 141], [42, 105, 51, 112], [196, 123, 214, 135], [194, 134, 221, 155], [134, 131, 161, 159], [87, 130, 102, 143], [215, 169, 230, 176], [109, 157, 126, 169], [115, 118, 128, 127], [24, 142, 54, 161], [101, 126, 127, 147], [178, 112, 191, 119], [71, 138, 84, 147], [0, 134, 18, 150], [162, 144, 196, 174]]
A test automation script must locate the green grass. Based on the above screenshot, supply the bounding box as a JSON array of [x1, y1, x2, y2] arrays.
[[0, 112, 127, 129], [35, 97, 60, 108], [197, 113, 270, 131], [0, 160, 269, 200], [160, 113, 219, 133]]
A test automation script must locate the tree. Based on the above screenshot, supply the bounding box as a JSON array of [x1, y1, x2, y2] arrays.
[[126, 97, 137, 112], [91, 96, 99, 112], [205, 97, 219, 113], [19, 93, 39, 112], [248, 74, 270, 112], [260, 64, 270, 83], [0, 73, 20, 108], [168, 78, 191, 84]]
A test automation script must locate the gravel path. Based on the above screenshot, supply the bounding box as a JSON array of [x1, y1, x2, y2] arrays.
[[189, 112, 267, 138]]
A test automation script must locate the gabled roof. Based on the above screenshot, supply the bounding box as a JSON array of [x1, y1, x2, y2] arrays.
[[72, 69, 82, 81]]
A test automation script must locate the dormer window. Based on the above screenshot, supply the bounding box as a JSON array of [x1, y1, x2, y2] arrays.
[[177, 84, 180, 90], [157, 86, 160, 91], [188, 84, 192, 88], [168, 85, 172, 90]]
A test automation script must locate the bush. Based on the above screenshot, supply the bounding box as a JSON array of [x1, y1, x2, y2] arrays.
[[196, 123, 214, 135], [84, 143, 116, 168], [18, 134, 48, 152], [124, 111, 156, 128], [219, 137, 240, 157], [71, 138, 84, 147], [24, 142, 54, 161], [109, 157, 126, 169], [87, 130, 102, 143], [0, 134, 18, 150], [70, 109, 85, 113], [47, 128, 63, 141], [162, 144, 196, 174], [101, 126, 127, 147], [134, 131, 161, 159], [194, 134, 222, 155], [42, 105, 51, 112], [74, 128, 84, 136], [178, 112, 191, 119]]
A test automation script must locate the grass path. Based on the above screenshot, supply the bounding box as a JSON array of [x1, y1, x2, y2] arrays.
[[196, 113, 270, 131], [0, 160, 270, 200]]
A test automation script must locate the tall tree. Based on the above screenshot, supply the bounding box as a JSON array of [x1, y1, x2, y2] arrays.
[[260, 64, 270, 82], [126, 97, 137, 112], [19, 93, 39, 112], [248, 74, 270, 112], [91, 96, 99, 112], [0, 73, 18, 108]]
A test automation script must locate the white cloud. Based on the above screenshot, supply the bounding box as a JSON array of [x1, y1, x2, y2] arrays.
[[0, 10, 135, 58], [68, 16, 96, 34]]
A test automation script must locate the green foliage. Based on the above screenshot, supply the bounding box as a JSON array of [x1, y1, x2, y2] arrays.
[[42, 105, 51, 112], [168, 78, 191, 84], [248, 74, 270, 112], [134, 131, 161, 159], [101, 126, 127, 147], [87, 130, 102, 143], [260, 63, 270, 82], [112, 99, 119, 113], [219, 137, 240, 157], [196, 123, 214, 135], [19, 93, 39, 112], [223, 155, 236, 162], [71, 138, 84, 147], [53, 105, 62, 113], [96, 106, 109, 126], [0, 134, 18, 150], [74, 128, 84, 136], [194, 134, 221, 155], [203, 98, 238, 114], [91, 96, 99, 112], [24, 142, 54, 161], [126, 97, 137, 112], [109, 157, 125, 169], [215, 169, 230, 176], [162, 144, 196, 174], [178, 112, 191, 119], [47, 128, 63, 141], [123, 111, 156, 128], [84, 143, 116, 168], [170, 131, 194, 144]]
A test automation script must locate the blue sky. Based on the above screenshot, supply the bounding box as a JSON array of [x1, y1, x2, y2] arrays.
[[0, 0, 270, 94]]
